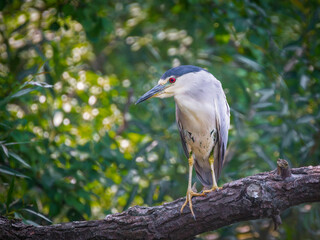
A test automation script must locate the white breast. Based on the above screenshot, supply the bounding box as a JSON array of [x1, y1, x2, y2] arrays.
[[175, 93, 217, 162]]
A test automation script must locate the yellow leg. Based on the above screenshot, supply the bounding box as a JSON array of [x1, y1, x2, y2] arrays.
[[203, 156, 221, 193], [180, 155, 205, 218]]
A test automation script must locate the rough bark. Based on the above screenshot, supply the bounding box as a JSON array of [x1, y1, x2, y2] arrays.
[[1, 164, 320, 240]]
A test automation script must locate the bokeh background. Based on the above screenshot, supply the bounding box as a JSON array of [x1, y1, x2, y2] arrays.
[[1, 0, 320, 239]]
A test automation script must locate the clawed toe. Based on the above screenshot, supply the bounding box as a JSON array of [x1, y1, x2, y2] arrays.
[[202, 186, 222, 194], [180, 189, 205, 218]]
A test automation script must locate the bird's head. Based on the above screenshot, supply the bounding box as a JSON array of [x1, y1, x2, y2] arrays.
[[136, 65, 207, 104]]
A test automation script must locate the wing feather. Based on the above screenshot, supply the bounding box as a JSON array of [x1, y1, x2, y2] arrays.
[[213, 93, 230, 180], [176, 104, 190, 158]]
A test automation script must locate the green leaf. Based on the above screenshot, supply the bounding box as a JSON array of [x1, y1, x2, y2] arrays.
[[0, 167, 29, 178], [297, 115, 314, 124], [252, 102, 273, 109], [10, 87, 38, 99], [22, 208, 52, 223], [4, 141, 32, 146], [23, 219, 40, 226], [1, 144, 9, 157], [9, 152, 31, 168], [235, 55, 263, 71]]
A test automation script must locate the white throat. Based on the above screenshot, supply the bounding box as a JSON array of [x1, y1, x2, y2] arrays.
[[175, 93, 215, 134]]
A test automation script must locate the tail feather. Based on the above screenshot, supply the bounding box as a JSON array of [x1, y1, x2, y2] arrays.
[[194, 143, 225, 189], [194, 160, 213, 189]]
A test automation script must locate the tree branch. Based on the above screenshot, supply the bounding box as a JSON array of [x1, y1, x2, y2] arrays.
[[1, 164, 320, 240]]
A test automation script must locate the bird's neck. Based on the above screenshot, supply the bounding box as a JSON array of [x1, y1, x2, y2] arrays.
[[174, 93, 214, 133], [175, 94, 201, 114]]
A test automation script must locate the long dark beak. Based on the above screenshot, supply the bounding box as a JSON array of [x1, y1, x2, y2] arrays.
[[135, 84, 165, 104]]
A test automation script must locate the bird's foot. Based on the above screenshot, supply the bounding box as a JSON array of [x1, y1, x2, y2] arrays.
[[202, 186, 222, 194], [180, 188, 205, 219]]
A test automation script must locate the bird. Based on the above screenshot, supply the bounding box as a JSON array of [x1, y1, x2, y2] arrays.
[[136, 65, 230, 218]]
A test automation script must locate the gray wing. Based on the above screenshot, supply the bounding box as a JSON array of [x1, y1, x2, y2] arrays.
[[175, 104, 190, 158], [213, 91, 230, 180]]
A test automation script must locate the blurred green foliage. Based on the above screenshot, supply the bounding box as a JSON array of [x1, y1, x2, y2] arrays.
[[0, 0, 319, 239]]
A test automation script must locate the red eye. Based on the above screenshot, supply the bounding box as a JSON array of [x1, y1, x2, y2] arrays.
[[169, 77, 176, 83]]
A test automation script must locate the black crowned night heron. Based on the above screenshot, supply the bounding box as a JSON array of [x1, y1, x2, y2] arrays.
[[136, 65, 230, 218]]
